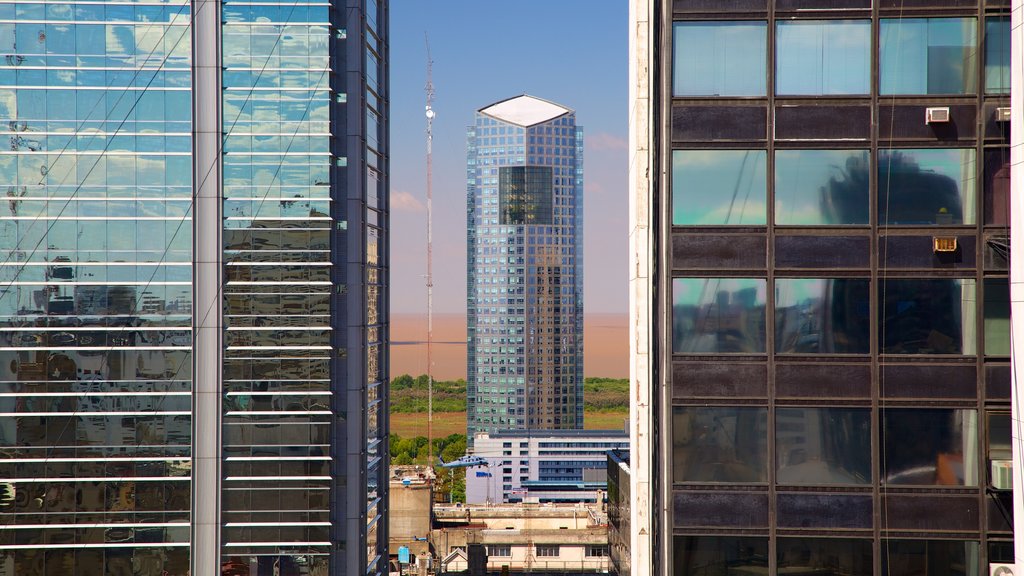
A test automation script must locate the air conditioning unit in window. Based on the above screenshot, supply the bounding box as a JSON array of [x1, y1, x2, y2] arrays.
[[991, 564, 1015, 576], [991, 459, 1013, 490], [926, 107, 951, 124], [997, 107, 1012, 122]]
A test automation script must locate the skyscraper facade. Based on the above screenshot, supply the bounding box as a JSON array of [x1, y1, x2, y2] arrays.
[[0, 0, 388, 574], [629, 1, 1013, 575], [467, 95, 583, 445]]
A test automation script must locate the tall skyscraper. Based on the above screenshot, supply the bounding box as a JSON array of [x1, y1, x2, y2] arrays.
[[0, 0, 388, 574], [629, 1, 1014, 575], [467, 95, 584, 446]]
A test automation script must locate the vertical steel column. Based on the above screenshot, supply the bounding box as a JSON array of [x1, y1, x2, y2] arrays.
[[191, 0, 223, 569]]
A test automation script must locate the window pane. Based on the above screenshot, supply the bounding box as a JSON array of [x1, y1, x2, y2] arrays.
[[882, 540, 980, 576], [881, 409, 978, 486], [881, 18, 978, 95], [984, 149, 1010, 226], [776, 20, 870, 95], [672, 407, 768, 483], [775, 149, 870, 225], [776, 408, 871, 485], [986, 17, 1010, 94], [880, 279, 976, 355], [777, 538, 872, 576], [985, 279, 1009, 356], [673, 150, 767, 226], [673, 278, 767, 353], [878, 149, 977, 226], [673, 537, 768, 576], [776, 279, 870, 354], [673, 22, 767, 97]]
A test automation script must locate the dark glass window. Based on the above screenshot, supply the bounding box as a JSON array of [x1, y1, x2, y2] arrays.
[[878, 149, 977, 226], [985, 279, 1009, 356], [672, 150, 767, 226], [776, 408, 871, 485], [673, 278, 767, 353], [881, 409, 978, 486], [988, 412, 1011, 489], [673, 22, 767, 97], [673, 537, 768, 576], [672, 406, 768, 483], [777, 538, 872, 576], [498, 166, 553, 225], [882, 540, 980, 576], [775, 278, 870, 354], [984, 149, 1010, 226], [986, 17, 1010, 94], [776, 20, 870, 95], [880, 18, 978, 95], [775, 149, 870, 225], [880, 279, 976, 355]]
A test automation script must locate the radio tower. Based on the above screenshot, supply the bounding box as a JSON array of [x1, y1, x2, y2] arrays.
[[424, 34, 436, 468]]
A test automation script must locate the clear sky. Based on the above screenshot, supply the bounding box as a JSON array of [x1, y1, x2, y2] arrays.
[[388, 1, 629, 315]]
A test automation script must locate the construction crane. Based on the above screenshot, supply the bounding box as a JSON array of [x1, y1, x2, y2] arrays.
[[424, 34, 436, 467]]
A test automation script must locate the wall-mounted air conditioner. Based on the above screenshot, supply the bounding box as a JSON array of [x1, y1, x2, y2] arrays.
[[996, 107, 1011, 122], [991, 563, 1015, 576], [926, 107, 951, 124]]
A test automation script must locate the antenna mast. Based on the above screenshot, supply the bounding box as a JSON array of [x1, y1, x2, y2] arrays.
[[424, 34, 435, 469]]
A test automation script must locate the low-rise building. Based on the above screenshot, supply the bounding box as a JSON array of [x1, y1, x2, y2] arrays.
[[606, 451, 630, 576], [388, 466, 435, 569]]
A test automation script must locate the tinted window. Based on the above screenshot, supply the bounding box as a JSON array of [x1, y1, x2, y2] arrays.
[[674, 537, 768, 576], [673, 22, 767, 97], [775, 149, 870, 225], [880, 279, 976, 355], [777, 538, 872, 576], [776, 20, 870, 95], [984, 149, 1010, 226], [880, 18, 978, 95], [988, 412, 1011, 463], [985, 279, 1009, 356], [673, 278, 767, 353], [776, 408, 871, 485], [881, 409, 978, 486], [673, 407, 768, 483], [498, 166, 553, 225], [986, 17, 1010, 94], [776, 279, 870, 354], [878, 149, 977, 226], [882, 540, 980, 576], [673, 150, 767, 226]]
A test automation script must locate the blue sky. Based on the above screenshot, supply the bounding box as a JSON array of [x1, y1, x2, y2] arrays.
[[388, 1, 628, 314]]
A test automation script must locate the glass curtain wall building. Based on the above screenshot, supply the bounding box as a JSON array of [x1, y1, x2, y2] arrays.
[[0, 0, 388, 574], [630, 0, 1013, 574], [467, 95, 584, 446]]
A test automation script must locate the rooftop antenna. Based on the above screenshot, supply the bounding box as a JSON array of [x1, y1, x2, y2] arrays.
[[424, 33, 435, 469]]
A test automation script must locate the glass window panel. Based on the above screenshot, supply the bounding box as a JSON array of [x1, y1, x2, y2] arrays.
[[673, 22, 767, 97], [882, 540, 980, 576], [985, 279, 1009, 356], [673, 537, 768, 576], [672, 406, 768, 483], [878, 149, 977, 226], [775, 278, 870, 354], [776, 20, 870, 95], [881, 18, 978, 95], [988, 412, 1011, 463], [881, 409, 978, 486], [777, 538, 872, 576], [880, 279, 976, 355], [673, 278, 767, 353], [986, 17, 1010, 94], [672, 150, 767, 226], [984, 149, 1010, 226], [776, 408, 871, 485], [775, 150, 869, 225]]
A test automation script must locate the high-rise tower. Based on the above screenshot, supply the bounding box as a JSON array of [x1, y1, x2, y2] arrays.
[[0, 0, 389, 574], [467, 95, 584, 450]]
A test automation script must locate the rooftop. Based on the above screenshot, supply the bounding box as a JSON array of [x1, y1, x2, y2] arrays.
[[479, 429, 628, 440], [478, 94, 572, 127]]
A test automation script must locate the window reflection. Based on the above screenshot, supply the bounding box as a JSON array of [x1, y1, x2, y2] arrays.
[[672, 150, 767, 226], [882, 540, 980, 576], [776, 20, 870, 96], [881, 18, 978, 95], [673, 406, 767, 483], [775, 150, 869, 225], [673, 537, 768, 576], [985, 279, 1009, 356], [984, 150, 1010, 226], [775, 278, 870, 354], [986, 17, 1010, 94], [879, 149, 976, 226], [987, 412, 1011, 489], [776, 408, 870, 485], [673, 278, 766, 353], [880, 279, 976, 355], [673, 22, 767, 97], [777, 538, 872, 576], [881, 409, 978, 486]]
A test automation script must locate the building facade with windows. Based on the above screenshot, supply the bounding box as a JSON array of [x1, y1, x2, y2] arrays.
[[467, 95, 584, 445], [629, 0, 1014, 575], [0, 0, 388, 574]]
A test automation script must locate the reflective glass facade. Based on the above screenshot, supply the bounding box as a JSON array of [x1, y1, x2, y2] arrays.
[[467, 95, 583, 448], [0, 0, 387, 574]]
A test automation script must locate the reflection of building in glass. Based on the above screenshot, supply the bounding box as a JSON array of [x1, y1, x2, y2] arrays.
[[0, 2, 388, 575], [629, 2, 1013, 575], [467, 95, 584, 445]]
